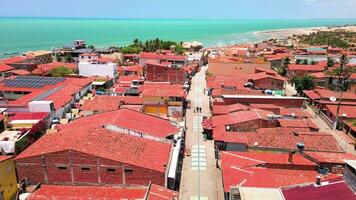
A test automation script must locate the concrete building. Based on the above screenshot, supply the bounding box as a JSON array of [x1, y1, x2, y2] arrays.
[[15, 109, 182, 188], [208, 56, 271, 76], [79, 60, 118, 79], [25, 50, 53, 65], [145, 61, 186, 84]]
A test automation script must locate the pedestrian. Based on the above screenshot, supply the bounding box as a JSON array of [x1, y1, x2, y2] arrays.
[[199, 107, 202, 113]]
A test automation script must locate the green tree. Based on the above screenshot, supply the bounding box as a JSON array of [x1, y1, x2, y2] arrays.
[[175, 44, 185, 55], [49, 66, 74, 77], [327, 54, 355, 91], [87, 45, 95, 49], [64, 55, 73, 62], [296, 59, 302, 64], [302, 59, 309, 65], [277, 57, 290, 76], [327, 57, 336, 67], [120, 46, 141, 54], [310, 60, 317, 65], [291, 75, 315, 94]]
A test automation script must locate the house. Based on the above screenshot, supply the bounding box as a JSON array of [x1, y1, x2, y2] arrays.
[[78, 53, 99, 62], [0, 156, 18, 200], [287, 63, 326, 77], [211, 109, 276, 133], [0, 76, 93, 119], [27, 184, 178, 200], [221, 95, 307, 108], [208, 56, 271, 76], [7, 112, 50, 130], [24, 50, 53, 65], [213, 127, 342, 152], [303, 151, 356, 173], [15, 124, 174, 187], [139, 53, 187, 67], [56, 109, 181, 140], [220, 151, 329, 199], [81, 95, 143, 115], [117, 65, 143, 76], [33, 62, 76, 75], [282, 178, 356, 200], [145, 62, 186, 84], [10, 69, 31, 76], [0, 63, 14, 79], [141, 83, 186, 120], [79, 59, 118, 79], [248, 72, 285, 90]]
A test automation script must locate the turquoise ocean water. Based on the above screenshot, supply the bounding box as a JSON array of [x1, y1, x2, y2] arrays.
[[1, 18, 356, 58]]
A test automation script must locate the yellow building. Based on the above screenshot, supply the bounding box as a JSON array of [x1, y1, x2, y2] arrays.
[[0, 156, 18, 200]]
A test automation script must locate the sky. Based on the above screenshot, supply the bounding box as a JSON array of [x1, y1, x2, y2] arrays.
[[0, 0, 356, 19]]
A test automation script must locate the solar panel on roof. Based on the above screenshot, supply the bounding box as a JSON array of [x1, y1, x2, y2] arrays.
[[3, 76, 66, 88]]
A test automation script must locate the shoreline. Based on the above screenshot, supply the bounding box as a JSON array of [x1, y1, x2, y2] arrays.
[[1, 24, 356, 58], [206, 25, 356, 48]]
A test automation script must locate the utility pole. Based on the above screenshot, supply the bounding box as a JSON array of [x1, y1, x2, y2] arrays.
[[333, 54, 347, 130]]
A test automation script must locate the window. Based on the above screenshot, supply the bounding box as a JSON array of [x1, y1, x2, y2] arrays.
[[81, 167, 90, 171], [57, 166, 67, 170], [124, 168, 133, 173], [107, 168, 116, 173]]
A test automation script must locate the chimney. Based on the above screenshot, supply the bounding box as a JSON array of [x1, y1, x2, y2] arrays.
[[288, 150, 296, 163], [315, 175, 321, 185]]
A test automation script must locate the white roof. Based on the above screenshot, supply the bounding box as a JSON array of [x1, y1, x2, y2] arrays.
[[239, 187, 284, 200], [10, 119, 40, 124], [344, 160, 356, 169], [0, 130, 22, 141]]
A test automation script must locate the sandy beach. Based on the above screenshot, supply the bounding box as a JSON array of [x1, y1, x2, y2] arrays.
[[254, 25, 356, 40]]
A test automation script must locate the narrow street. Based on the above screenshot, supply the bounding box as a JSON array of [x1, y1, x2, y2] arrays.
[[179, 66, 224, 200]]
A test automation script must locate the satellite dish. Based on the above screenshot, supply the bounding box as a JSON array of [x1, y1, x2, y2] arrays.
[[329, 96, 337, 102]]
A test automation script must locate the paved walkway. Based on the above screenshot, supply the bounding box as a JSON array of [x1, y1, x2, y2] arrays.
[[179, 66, 224, 200]]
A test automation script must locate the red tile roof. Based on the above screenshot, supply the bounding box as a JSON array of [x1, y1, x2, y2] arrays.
[[44, 85, 82, 110], [57, 109, 179, 138], [221, 151, 321, 192], [10, 112, 49, 121], [0, 155, 12, 162], [304, 88, 356, 101], [214, 127, 342, 152], [28, 184, 178, 200], [249, 72, 285, 82], [212, 103, 249, 115], [325, 105, 356, 118], [288, 63, 325, 72], [0, 56, 28, 64], [279, 108, 309, 118], [277, 119, 319, 130], [16, 126, 171, 172], [0, 63, 14, 72], [304, 151, 356, 164], [11, 69, 31, 76], [212, 109, 273, 127], [148, 184, 179, 200], [82, 96, 143, 112], [141, 84, 186, 98], [140, 52, 187, 61], [34, 62, 76, 75], [282, 179, 356, 200]]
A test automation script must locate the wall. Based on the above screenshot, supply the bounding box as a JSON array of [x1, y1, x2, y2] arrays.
[[254, 78, 284, 90], [146, 63, 185, 84], [0, 158, 18, 200], [223, 97, 304, 108], [78, 62, 117, 78], [15, 150, 166, 187]]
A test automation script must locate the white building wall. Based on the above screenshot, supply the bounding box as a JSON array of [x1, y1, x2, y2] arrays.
[[78, 62, 117, 78]]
